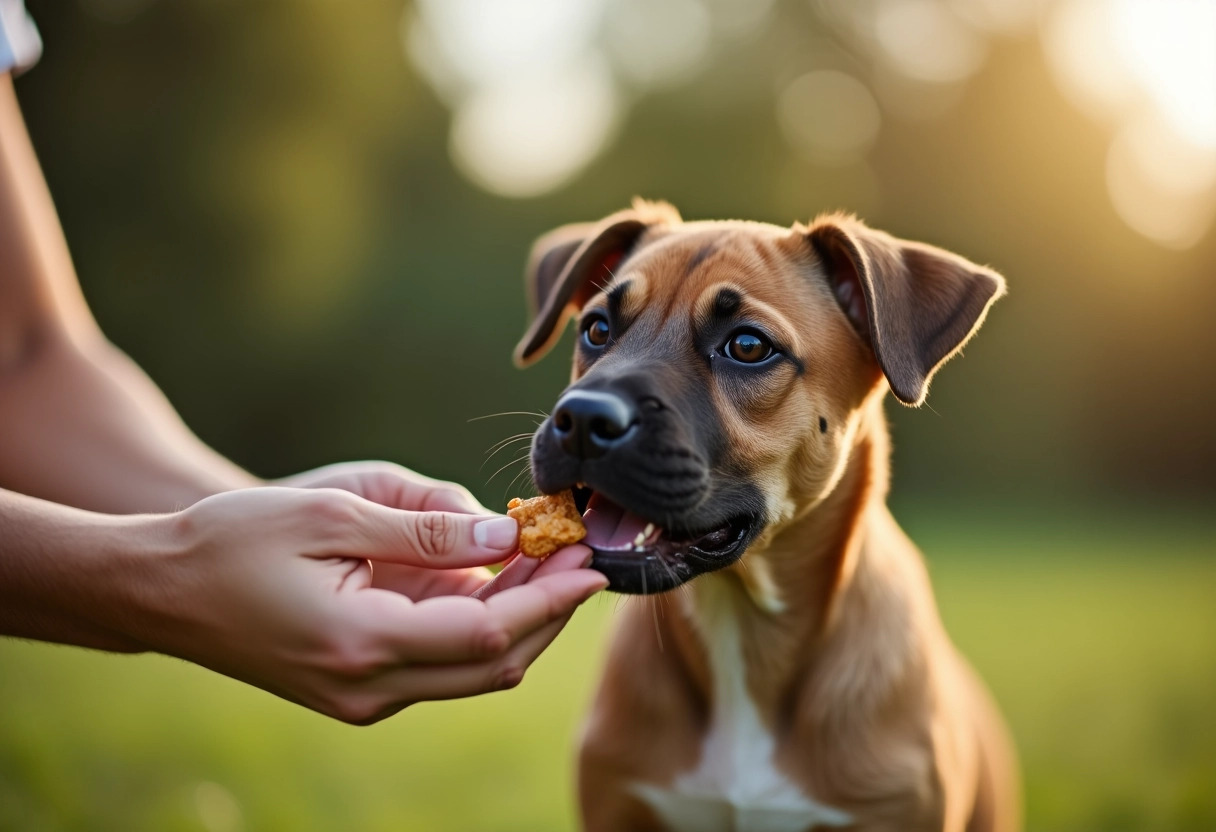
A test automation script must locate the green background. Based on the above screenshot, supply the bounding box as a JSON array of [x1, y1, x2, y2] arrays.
[[4, 1, 1214, 829]]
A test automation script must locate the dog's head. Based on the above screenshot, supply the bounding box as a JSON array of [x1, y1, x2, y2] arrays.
[[515, 200, 1004, 594]]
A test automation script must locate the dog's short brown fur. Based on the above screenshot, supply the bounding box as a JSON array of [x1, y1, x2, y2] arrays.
[[517, 200, 1019, 832]]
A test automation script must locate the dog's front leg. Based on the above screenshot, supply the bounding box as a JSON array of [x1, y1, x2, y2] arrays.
[[577, 600, 707, 832]]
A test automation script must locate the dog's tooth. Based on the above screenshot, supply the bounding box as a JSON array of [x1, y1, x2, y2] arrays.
[[643, 523, 655, 537], [633, 531, 646, 546], [576, 482, 586, 489]]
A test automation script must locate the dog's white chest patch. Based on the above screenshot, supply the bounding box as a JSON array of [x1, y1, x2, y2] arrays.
[[631, 583, 852, 832]]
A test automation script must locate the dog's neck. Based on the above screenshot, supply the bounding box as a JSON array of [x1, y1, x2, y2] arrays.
[[654, 393, 939, 730]]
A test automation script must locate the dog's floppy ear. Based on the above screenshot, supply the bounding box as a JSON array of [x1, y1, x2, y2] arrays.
[[806, 214, 1006, 406], [514, 200, 680, 367]]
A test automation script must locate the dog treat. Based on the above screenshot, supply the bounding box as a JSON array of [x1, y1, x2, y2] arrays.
[[507, 491, 587, 558]]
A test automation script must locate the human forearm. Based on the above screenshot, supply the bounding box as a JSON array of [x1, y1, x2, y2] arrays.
[[0, 488, 151, 651], [0, 335, 261, 513], [0, 73, 259, 512]]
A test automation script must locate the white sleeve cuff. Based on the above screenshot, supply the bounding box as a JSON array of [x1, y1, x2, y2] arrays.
[[0, 0, 42, 76]]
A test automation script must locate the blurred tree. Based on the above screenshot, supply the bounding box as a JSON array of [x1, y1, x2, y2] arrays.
[[13, 0, 1215, 514]]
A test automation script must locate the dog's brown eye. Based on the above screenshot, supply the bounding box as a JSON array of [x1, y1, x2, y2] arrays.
[[725, 331, 774, 364], [583, 315, 610, 348]]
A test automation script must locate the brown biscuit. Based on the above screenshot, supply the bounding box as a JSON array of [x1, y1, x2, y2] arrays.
[[507, 491, 587, 558]]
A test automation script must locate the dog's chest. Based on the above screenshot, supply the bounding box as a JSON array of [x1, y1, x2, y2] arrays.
[[631, 584, 852, 832]]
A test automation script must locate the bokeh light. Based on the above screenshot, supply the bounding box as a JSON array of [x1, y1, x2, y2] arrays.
[[450, 57, 620, 197], [872, 0, 989, 84], [193, 781, 244, 832], [1044, 0, 1216, 247], [409, 0, 1216, 248], [777, 70, 881, 165], [603, 0, 710, 90]]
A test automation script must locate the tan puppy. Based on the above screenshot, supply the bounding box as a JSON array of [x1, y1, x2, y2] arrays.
[[515, 200, 1019, 832]]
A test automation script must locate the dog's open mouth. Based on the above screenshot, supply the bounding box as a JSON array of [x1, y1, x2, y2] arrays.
[[572, 485, 755, 594]]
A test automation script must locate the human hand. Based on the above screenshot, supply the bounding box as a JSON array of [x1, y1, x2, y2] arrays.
[[119, 485, 605, 724], [276, 460, 522, 598], [276, 460, 492, 517]]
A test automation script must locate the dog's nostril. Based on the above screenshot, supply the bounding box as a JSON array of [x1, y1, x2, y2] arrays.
[[590, 416, 626, 440], [550, 390, 638, 459]]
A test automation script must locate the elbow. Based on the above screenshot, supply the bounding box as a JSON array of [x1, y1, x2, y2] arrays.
[[0, 320, 79, 384]]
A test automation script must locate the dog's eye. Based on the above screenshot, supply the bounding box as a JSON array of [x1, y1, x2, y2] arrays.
[[724, 330, 774, 364], [583, 314, 611, 348]]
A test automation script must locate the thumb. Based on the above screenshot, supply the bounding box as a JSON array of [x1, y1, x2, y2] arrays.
[[341, 503, 520, 567]]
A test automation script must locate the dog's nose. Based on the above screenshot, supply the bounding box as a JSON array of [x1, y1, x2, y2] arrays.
[[551, 390, 638, 459]]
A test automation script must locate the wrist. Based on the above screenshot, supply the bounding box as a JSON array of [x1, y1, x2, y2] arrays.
[[78, 510, 201, 656], [0, 492, 158, 651]]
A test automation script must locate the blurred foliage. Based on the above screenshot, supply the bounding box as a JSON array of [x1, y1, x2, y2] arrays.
[[13, 0, 1216, 508]]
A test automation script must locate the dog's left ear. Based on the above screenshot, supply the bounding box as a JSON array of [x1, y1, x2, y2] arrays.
[[514, 200, 680, 367], [806, 215, 1006, 406]]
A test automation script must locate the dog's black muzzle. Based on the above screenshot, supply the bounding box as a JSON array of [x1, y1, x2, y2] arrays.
[[530, 368, 764, 594]]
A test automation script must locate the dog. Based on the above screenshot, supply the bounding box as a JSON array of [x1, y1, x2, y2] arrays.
[[514, 200, 1019, 832]]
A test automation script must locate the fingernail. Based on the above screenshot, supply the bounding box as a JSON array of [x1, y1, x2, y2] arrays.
[[473, 516, 517, 550]]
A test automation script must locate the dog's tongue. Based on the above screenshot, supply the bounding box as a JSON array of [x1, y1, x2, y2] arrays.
[[582, 492, 655, 550]]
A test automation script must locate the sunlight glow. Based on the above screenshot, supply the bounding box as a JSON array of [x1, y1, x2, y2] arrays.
[[604, 0, 711, 90], [1045, 0, 1216, 248], [873, 0, 988, 84], [1107, 113, 1216, 249], [1113, 0, 1216, 150], [449, 58, 620, 198], [778, 71, 882, 165], [407, 0, 1215, 246]]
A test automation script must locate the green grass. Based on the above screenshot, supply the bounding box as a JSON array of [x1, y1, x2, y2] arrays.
[[2, 512, 1213, 832]]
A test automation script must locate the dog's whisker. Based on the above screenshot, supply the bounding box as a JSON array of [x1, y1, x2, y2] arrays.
[[481, 437, 534, 469], [485, 438, 532, 460], [504, 463, 536, 498], [481, 433, 534, 464], [468, 411, 546, 423], [484, 432, 533, 455], [485, 453, 531, 486], [650, 596, 664, 653], [659, 557, 681, 591], [480, 444, 532, 474]]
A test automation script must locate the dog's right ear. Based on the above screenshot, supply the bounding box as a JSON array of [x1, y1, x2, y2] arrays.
[[514, 200, 679, 367]]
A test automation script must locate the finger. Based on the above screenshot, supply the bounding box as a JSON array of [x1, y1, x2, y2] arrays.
[[338, 500, 520, 567], [366, 569, 606, 664], [371, 562, 493, 599], [419, 485, 492, 516], [471, 543, 593, 600], [470, 553, 541, 600], [297, 462, 490, 515], [375, 611, 574, 705], [529, 544, 594, 580], [369, 468, 489, 516]]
